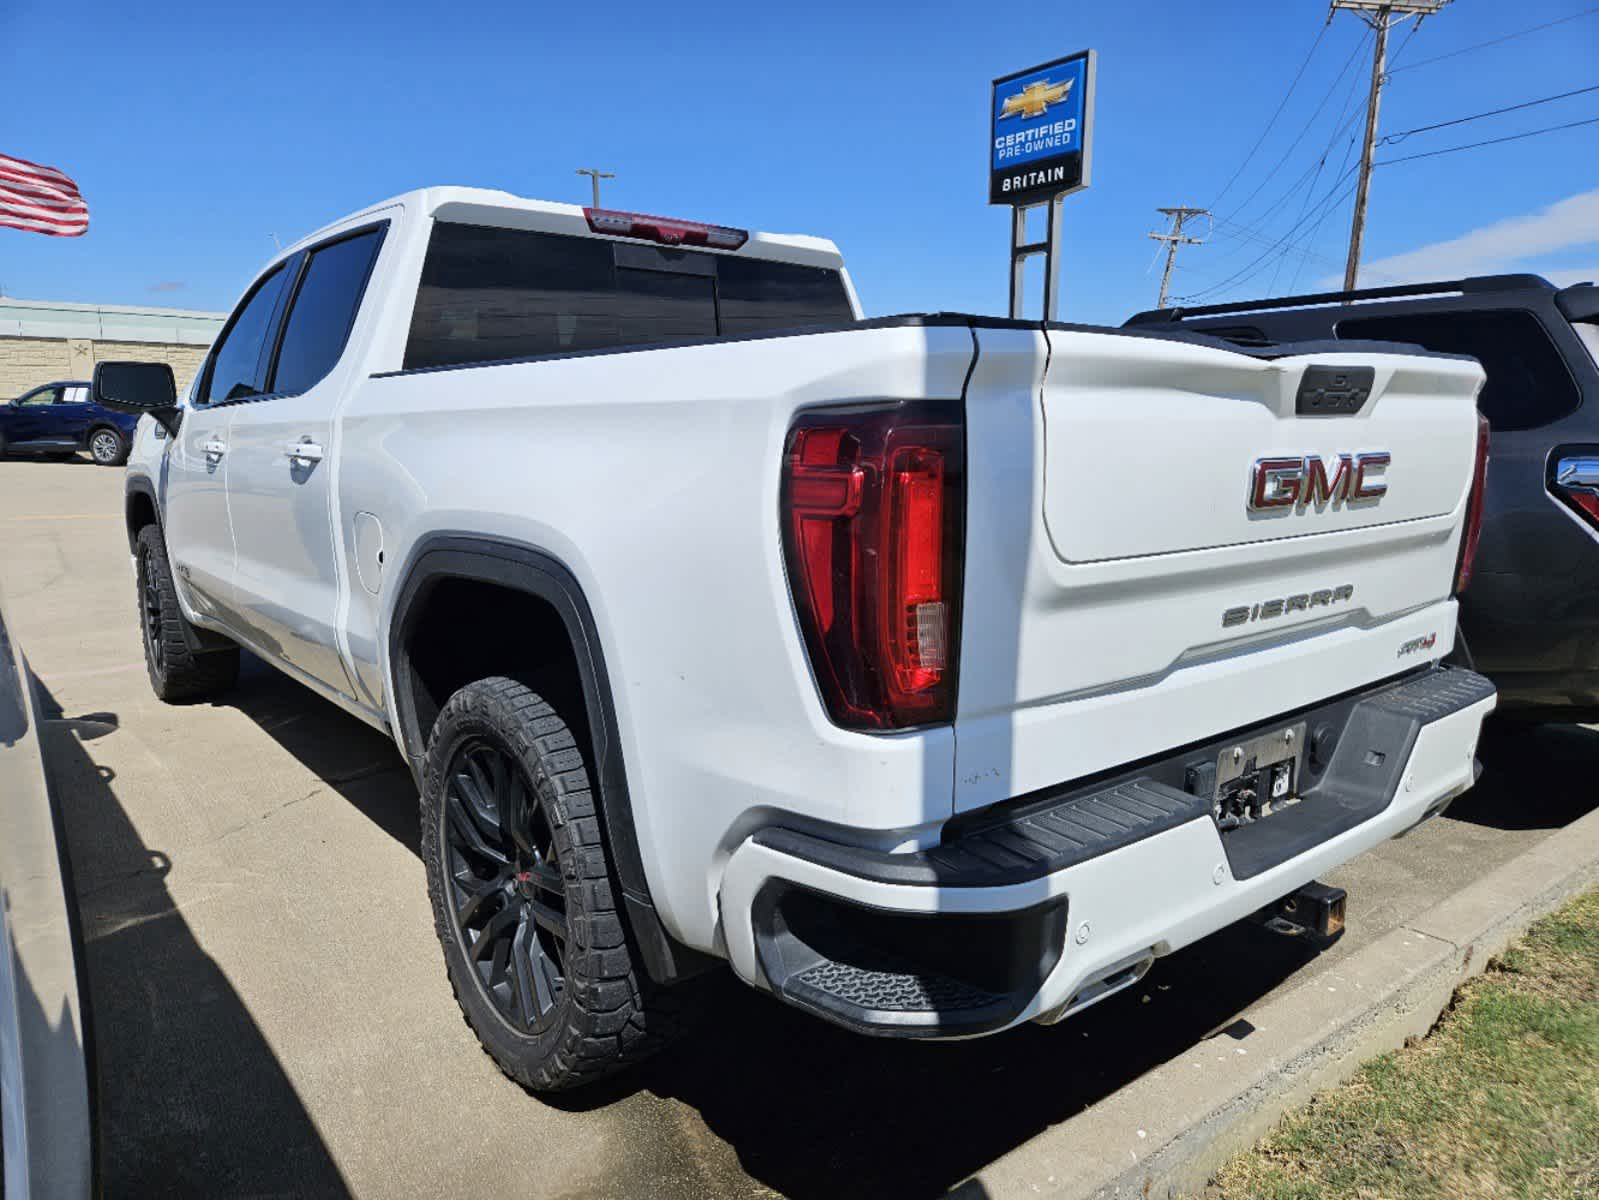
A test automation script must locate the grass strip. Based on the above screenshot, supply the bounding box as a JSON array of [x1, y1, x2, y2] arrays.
[[1207, 888, 1599, 1199]]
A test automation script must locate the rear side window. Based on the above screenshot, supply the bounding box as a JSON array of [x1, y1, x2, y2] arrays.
[[715, 255, 859, 336], [270, 227, 385, 396], [204, 264, 291, 405], [1337, 309, 1579, 432], [404, 222, 853, 370]]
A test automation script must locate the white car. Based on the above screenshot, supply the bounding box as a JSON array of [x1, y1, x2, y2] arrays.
[[0, 594, 96, 1195], [98, 187, 1495, 1092]]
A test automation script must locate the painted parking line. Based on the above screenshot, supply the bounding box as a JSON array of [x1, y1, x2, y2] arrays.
[[2, 513, 120, 522]]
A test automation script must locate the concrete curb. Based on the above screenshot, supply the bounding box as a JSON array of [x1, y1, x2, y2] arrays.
[[963, 804, 1599, 1200]]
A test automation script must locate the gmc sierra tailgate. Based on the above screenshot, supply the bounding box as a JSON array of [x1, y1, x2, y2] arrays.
[[954, 323, 1485, 815]]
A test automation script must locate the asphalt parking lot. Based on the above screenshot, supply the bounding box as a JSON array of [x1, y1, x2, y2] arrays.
[[4, 456, 1596, 1200]]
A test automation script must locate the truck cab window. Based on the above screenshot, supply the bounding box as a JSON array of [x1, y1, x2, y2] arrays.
[[203, 264, 290, 405], [269, 227, 385, 397]]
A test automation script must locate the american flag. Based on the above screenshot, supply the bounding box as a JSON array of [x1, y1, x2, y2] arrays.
[[0, 152, 89, 237]]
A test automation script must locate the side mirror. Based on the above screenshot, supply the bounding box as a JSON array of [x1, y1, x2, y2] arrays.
[[92, 361, 181, 436]]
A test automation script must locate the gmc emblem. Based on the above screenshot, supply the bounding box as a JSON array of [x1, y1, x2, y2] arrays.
[[1248, 452, 1390, 511]]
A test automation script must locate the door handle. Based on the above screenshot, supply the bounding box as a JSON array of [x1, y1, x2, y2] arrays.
[[284, 439, 325, 465], [202, 439, 227, 458]]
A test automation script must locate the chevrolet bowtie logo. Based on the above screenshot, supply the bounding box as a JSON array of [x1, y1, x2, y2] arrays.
[[1001, 78, 1073, 120]]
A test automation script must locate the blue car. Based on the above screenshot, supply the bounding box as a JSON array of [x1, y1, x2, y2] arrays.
[[1, 379, 141, 466]]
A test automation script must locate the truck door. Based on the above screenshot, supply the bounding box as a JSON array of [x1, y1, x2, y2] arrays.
[[172, 260, 294, 625], [223, 225, 385, 700]]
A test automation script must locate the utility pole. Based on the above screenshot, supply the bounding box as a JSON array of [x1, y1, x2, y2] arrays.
[[1332, 0, 1450, 290], [1148, 206, 1209, 307], [575, 168, 615, 209]]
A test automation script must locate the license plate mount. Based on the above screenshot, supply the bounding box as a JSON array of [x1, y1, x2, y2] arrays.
[[1213, 721, 1307, 831]]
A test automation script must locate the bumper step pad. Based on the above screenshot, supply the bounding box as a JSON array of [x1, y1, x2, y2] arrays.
[[747, 666, 1494, 1038], [752, 666, 1494, 890], [789, 958, 1004, 1015], [752, 780, 1206, 890]]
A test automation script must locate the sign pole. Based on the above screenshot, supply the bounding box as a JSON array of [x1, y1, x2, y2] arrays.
[[1009, 207, 1031, 318], [992, 50, 1094, 322], [1043, 194, 1064, 322]]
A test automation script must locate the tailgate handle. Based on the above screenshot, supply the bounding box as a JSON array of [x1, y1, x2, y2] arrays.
[[1296, 366, 1374, 416]]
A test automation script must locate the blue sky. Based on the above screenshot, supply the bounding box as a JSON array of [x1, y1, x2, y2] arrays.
[[2, 0, 1596, 324]]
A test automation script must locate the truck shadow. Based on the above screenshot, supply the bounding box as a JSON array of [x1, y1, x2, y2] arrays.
[[629, 920, 1318, 1200], [209, 654, 1599, 1200], [225, 654, 419, 854], [1448, 719, 1599, 830], [35, 680, 352, 1199]]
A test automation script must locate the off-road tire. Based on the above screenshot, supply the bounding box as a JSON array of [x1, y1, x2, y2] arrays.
[[135, 524, 240, 701], [421, 676, 683, 1092], [89, 426, 130, 466]]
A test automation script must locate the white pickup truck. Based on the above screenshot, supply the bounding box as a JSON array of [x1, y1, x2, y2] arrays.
[[96, 187, 1496, 1092]]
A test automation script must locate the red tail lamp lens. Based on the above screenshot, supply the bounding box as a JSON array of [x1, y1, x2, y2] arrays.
[[1454, 413, 1489, 594], [781, 403, 965, 730]]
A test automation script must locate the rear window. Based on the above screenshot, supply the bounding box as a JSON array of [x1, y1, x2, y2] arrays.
[[1336, 309, 1579, 432], [404, 222, 853, 370]]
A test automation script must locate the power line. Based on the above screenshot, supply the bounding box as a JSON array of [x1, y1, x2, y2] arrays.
[[1177, 165, 1362, 303], [1210, 214, 1345, 266], [1218, 27, 1372, 226], [1201, 49, 1370, 278], [1269, 46, 1372, 294], [1378, 113, 1599, 164], [1391, 4, 1599, 73], [1383, 83, 1599, 142], [1384, 18, 1425, 69], [1286, 114, 1367, 293], [1209, 22, 1330, 210]]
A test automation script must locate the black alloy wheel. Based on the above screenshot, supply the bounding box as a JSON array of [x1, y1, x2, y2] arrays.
[[131, 524, 239, 701], [421, 676, 687, 1091], [138, 545, 166, 677], [442, 737, 570, 1035]]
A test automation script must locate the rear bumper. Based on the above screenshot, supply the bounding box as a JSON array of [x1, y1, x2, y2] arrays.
[[718, 666, 1496, 1038]]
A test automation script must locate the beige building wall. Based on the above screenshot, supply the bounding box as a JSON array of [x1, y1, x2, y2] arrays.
[[1, 297, 224, 402], [1, 335, 210, 400]]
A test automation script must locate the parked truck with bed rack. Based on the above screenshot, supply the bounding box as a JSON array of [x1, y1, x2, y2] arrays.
[[96, 188, 1495, 1091]]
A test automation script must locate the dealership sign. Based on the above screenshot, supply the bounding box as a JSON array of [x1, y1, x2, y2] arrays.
[[990, 50, 1095, 206]]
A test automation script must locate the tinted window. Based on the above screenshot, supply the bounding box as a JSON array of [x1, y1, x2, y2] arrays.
[[1337, 309, 1579, 432], [204, 265, 290, 405], [17, 386, 62, 407], [716, 256, 855, 335], [270, 227, 385, 396], [405, 223, 854, 370]]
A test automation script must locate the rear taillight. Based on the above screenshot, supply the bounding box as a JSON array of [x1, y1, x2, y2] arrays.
[[584, 207, 749, 250], [1454, 413, 1490, 594], [781, 402, 965, 730], [1552, 450, 1599, 531]]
